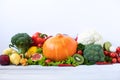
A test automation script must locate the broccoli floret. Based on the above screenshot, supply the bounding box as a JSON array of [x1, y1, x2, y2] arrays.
[[83, 44, 105, 64], [9, 33, 33, 56]]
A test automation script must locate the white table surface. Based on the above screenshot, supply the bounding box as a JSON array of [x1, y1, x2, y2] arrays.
[[0, 64, 120, 80]]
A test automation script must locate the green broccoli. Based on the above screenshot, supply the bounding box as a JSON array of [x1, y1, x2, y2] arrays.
[[9, 33, 33, 57], [83, 44, 105, 64]]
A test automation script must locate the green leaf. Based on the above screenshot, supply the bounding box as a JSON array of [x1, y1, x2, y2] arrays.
[[36, 48, 42, 53], [77, 43, 85, 51]]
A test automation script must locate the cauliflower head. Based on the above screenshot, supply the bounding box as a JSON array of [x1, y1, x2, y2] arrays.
[[77, 30, 103, 46]]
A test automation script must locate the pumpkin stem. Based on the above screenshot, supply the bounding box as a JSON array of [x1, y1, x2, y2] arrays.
[[56, 33, 63, 38]]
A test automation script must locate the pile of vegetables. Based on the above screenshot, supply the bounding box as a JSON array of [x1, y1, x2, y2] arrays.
[[0, 31, 120, 67]]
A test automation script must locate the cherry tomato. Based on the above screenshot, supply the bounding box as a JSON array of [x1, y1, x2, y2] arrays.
[[116, 47, 120, 53], [117, 57, 120, 63], [77, 50, 83, 55], [112, 58, 117, 63], [45, 59, 52, 64], [104, 51, 109, 56], [109, 52, 117, 58]]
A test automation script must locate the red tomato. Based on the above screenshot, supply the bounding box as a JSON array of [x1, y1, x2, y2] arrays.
[[77, 50, 83, 55], [117, 57, 120, 63], [112, 58, 117, 63]]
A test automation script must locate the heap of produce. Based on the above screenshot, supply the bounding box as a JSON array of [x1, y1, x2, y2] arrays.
[[0, 31, 120, 67]]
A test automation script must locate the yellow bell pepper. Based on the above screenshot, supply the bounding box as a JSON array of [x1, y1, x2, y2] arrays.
[[25, 46, 38, 58]]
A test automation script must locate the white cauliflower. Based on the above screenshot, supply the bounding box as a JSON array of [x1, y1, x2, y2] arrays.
[[77, 30, 103, 46]]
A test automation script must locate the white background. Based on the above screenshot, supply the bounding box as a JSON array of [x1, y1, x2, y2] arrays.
[[0, 0, 120, 80], [0, 0, 120, 53]]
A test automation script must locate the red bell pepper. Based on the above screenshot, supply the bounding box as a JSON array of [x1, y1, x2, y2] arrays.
[[32, 32, 48, 47]]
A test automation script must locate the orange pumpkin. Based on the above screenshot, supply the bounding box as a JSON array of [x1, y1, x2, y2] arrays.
[[43, 34, 77, 61]]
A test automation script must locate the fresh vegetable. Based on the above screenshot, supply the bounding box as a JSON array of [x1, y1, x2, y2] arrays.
[[37, 57, 46, 66], [77, 43, 85, 51], [47, 61, 65, 66], [32, 32, 48, 47], [2, 48, 17, 55], [2, 31, 120, 66], [116, 47, 120, 53], [105, 56, 112, 62], [25, 46, 38, 58], [112, 58, 117, 63], [10, 53, 21, 65], [117, 57, 120, 63], [36, 47, 42, 53], [104, 51, 110, 56], [76, 50, 83, 55], [27, 58, 33, 65], [45, 59, 52, 64], [43, 33, 77, 61], [9, 33, 33, 57], [77, 30, 103, 46], [109, 52, 117, 58], [46, 56, 81, 66], [0, 55, 10, 65], [83, 44, 105, 64]]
